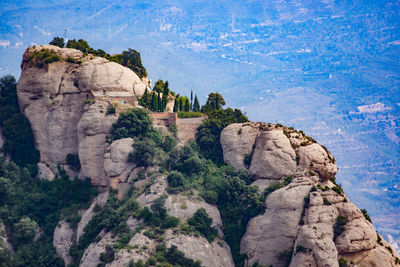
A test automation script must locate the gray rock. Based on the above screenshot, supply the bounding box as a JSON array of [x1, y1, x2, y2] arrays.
[[220, 123, 259, 170], [104, 138, 135, 180], [0, 220, 13, 255], [53, 220, 74, 266], [298, 143, 337, 181], [249, 129, 297, 180], [17, 45, 146, 186], [164, 229, 234, 267], [37, 162, 55, 181], [77, 104, 117, 186], [241, 177, 312, 267], [165, 194, 223, 235], [77, 191, 109, 241], [80, 231, 116, 267]]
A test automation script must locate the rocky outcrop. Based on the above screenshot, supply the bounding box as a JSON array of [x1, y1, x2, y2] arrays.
[[53, 220, 74, 265], [17, 45, 146, 185], [241, 176, 315, 266], [80, 231, 116, 267], [220, 123, 337, 181], [77, 104, 117, 185], [36, 162, 55, 181], [104, 138, 135, 181], [164, 229, 234, 267], [77, 190, 109, 241], [165, 194, 223, 235]]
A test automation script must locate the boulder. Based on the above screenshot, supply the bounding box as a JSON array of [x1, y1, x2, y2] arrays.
[[77, 104, 117, 186], [164, 229, 234, 267], [240, 177, 312, 267], [104, 138, 135, 180], [36, 162, 55, 181], [165, 194, 223, 235], [298, 143, 337, 181], [220, 123, 259, 170]]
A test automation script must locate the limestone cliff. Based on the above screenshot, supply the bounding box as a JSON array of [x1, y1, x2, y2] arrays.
[[17, 45, 147, 185], [15, 46, 399, 267], [221, 122, 399, 267]]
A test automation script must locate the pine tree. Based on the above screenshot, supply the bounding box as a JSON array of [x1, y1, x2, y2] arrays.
[[139, 88, 150, 108], [193, 95, 200, 112]]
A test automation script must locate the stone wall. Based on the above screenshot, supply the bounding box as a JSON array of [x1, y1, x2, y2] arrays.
[[149, 112, 177, 128], [176, 116, 206, 143]]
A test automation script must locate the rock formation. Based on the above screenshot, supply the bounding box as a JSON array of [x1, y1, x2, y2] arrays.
[[15, 46, 399, 267], [221, 122, 399, 267], [17, 45, 147, 185]]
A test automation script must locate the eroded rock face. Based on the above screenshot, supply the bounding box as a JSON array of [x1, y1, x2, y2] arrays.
[[80, 231, 116, 267], [164, 229, 234, 267], [17, 45, 146, 185], [220, 122, 338, 181], [77, 104, 117, 186], [220, 123, 259, 170], [298, 143, 337, 181], [77, 190, 109, 241], [53, 220, 74, 265], [37, 162, 55, 181], [165, 194, 223, 234], [241, 176, 314, 267], [104, 138, 135, 180]]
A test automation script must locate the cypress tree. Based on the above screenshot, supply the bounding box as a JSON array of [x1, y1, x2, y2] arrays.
[[157, 93, 162, 111], [184, 97, 190, 111], [179, 97, 184, 111], [164, 81, 169, 95], [193, 95, 200, 112], [162, 92, 168, 111], [151, 92, 158, 111], [173, 98, 178, 112], [190, 90, 193, 110]]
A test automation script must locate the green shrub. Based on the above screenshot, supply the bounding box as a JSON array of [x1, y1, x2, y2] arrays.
[[177, 111, 203, 118], [110, 108, 153, 140], [49, 37, 65, 48], [106, 104, 116, 115], [168, 123, 178, 136], [323, 197, 331, 205], [244, 154, 252, 167], [196, 107, 248, 163], [167, 171, 185, 190], [332, 186, 343, 196], [0, 75, 40, 171], [66, 153, 80, 170], [334, 215, 347, 241], [277, 249, 293, 267], [361, 208, 372, 223], [130, 138, 160, 167], [338, 258, 347, 267], [187, 208, 218, 242], [14, 217, 38, 245]]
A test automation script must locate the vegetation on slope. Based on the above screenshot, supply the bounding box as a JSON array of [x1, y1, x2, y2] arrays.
[[49, 37, 148, 78], [0, 75, 39, 174]]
